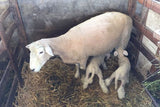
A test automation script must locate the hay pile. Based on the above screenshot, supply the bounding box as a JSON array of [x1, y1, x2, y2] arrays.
[[14, 57, 152, 107]]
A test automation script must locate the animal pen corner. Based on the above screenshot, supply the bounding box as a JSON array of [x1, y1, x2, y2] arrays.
[[0, 0, 160, 106]]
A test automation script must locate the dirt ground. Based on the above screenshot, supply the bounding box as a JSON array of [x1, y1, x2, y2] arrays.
[[14, 56, 152, 107]]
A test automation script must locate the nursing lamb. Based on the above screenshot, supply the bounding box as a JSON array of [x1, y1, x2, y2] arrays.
[[26, 12, 132, 79], [82, 54, 110, 93], [105, 48, 131, 99]]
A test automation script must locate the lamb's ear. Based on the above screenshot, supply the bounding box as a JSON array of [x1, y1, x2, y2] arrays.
[[123, 50, 128, 56], [26, 44, 30, 49], [45, 45, 54, 56], [114, 51, 118, 56]]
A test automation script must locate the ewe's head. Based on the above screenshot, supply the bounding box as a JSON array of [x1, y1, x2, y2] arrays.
[[26, 40, 54, 72]]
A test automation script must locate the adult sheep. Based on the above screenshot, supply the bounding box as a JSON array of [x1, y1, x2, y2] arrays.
[[26, 12, 132, 77]]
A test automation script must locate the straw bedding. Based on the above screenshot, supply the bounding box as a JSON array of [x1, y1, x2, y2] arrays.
[[14, 56, 152, 107]]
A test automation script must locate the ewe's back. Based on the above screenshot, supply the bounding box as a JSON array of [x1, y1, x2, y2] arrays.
[[65, 12, 132, 56]]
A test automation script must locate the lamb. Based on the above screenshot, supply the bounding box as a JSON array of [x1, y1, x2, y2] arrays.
[[105, 48, 131, 99], [26, 12, 132, 79], [82, 54, 110, 93]]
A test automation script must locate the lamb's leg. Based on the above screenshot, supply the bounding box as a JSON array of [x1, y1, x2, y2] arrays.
[[97, 69, 109, 93], [117, 80, 126, 99], [115, 77, 118, 90], [105, 72, 115, 87], [75, 64, 80, 78], [83, 70, 95, 89], [115, 69, 120, 90], [117, 85, 125, 99]]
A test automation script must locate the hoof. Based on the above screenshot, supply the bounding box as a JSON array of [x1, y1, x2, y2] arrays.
[[105, 79, 111, 86], [102, 87, 109, 94], [74, 73, 79, 78], [83, 84, 88, 89], [117, 87, 125, 99]]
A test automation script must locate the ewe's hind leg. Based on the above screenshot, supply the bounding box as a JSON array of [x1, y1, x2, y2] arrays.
[[105, 72, 115, 87], [75, 64, 80, 78], [97, 69, 109, 93]]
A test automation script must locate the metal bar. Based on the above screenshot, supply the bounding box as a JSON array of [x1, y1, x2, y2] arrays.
[[0, 22, 23, 87], [9, 0, 28, 45], [5, 75, 18, 107], [0, 40, 6, 55], [5, 22, 17, 44], [9, 0, 28, 62], [0, 7, 10, 23], [0, 61, 11, 102], [138, 0, 160, 14], [0, 61, 8, 70], [13, 43, 21, 62], [144, 87, 159, 107]]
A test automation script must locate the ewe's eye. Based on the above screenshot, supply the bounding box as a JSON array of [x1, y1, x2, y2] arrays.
[[39, 51, 43, 54]]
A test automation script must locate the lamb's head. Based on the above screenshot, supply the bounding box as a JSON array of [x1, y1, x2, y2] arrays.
[[26, 40, 54, 72], [114, 48, 128, 58]]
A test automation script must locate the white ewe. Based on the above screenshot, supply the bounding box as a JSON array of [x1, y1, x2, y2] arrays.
[[26, 12, 132, 79]]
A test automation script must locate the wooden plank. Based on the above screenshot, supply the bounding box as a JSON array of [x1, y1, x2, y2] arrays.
[[128, 0, 137, 17], [128, 0, 133, 15], [131, 33, 160, 66], [0, 7, 10, 23], [133, 19, 159, 46], [138, 0, 160, 14]]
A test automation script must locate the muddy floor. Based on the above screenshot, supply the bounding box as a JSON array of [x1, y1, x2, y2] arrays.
[[14, 56, 152, 107]]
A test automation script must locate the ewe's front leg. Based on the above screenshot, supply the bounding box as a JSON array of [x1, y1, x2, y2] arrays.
[[75, 58, 87, 78], [75, 64, 80, 78], [97, 69, 109, 93], [79, 57, 87, 70]]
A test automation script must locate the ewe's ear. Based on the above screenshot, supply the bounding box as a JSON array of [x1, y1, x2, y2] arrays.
[[114, 51, 118, 56], [123, 50, 128, 56], [45, 45, 54, 56]]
